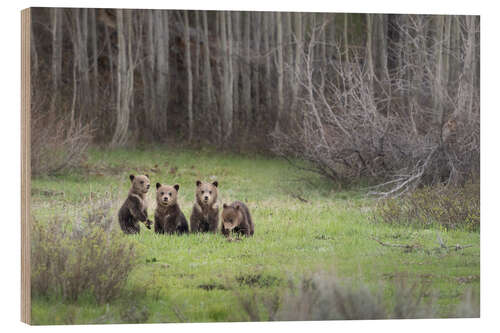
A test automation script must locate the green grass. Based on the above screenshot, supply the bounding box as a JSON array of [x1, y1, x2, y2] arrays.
[[30, 146, 480, 324]]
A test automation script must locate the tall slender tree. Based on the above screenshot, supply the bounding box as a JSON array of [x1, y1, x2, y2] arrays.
[[184, 10, 194, 142], [275, 11, 284, 130], [50, 8, 63, 115]]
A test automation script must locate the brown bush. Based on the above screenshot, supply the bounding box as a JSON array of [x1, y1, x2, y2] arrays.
[[31, 200, 138, 304], [31, 109, 93, 176], [272, 17, 479, 194], [236, 272, 478, 321], [373, 180, 480, 231]]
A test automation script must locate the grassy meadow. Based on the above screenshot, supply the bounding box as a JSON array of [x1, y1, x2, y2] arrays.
[[30, 147, 480, 324]]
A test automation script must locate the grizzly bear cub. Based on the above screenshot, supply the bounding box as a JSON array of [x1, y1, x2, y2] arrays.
[[154, 182, 189, 235], [118, 174, 153, 234], [190, 180, 219, 233], [221, 201, 254, 237]]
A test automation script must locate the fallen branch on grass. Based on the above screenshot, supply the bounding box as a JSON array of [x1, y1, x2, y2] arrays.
[[436, 232, 474, 251], [371, 236, 474, 253], [447, 244, 474, 251], [290, 193, 309, 203], [370, 237, 421, 252]]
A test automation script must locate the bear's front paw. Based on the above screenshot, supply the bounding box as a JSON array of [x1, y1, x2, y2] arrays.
[[145, 219, 153, 229]]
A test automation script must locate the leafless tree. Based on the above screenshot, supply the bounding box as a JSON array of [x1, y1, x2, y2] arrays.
[[30, 9, 479, 188], [272, 15, 479, 195]]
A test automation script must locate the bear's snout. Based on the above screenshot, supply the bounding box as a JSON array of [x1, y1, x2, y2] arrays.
[[204, 195, 209, 201], [146, 184, 150, 189], [163, 197, 168, 202]]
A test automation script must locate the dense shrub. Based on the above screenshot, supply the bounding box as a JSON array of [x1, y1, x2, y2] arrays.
[[31, 200, 138, 304], [275, 273, 439, 320], [373, 181, 479, 231], [272, 16, 479, 193], [237, 272, 479, 321]]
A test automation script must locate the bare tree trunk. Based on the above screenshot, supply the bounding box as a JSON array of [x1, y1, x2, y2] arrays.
[[275, 11, 284, 131], [344, 13, 349, 64], [111, 9, 134, 147], [374, 15, 389, 82], [232, 11, 240, 132], [320, 14, 327, 91], [433, 15, 444, 127], [90, 9, 98, 108], [442, 15, 451, 117], [305, 27, 327, 144], [458, 15, 477, 122], [202, 11, 214, 117], [70, 49, 78, 131], [194, 10, 201, 118], [154, 10, 169, 137], [327, 13, 336, 59], [227, 12, 234, 138], [327, 14, 340, 88], [366, 14, 390, 115], [70, 11, 81, 130], [78, 9, 91, 120], [252, 12, 262, 126], [220, 11, 233, 142], [184, 10, 193, 142], [449, 16, 460, 102], [242, 12, 251, 126], [50, 8, 62, 115], [366, 14, 375, 90], [140, 10, 155, 141], [263, 13, 272, 112], [291, 12, 302, 114], [285, 12, 293, 104], [103, 23, 115, 135]]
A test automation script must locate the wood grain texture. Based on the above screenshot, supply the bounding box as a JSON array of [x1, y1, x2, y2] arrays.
[[21, 7, 31, 325]]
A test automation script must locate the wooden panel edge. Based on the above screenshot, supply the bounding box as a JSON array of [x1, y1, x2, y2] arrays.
[[21, 7, 31, 325]]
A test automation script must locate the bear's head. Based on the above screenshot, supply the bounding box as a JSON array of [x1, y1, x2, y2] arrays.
[[156, 182, 179, 207], [195, 180, 218, 207], [221, 203, 242, 231], [129, 174, 150, 194]]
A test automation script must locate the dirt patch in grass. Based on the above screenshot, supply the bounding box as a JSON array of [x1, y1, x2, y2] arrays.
[[314, 234, 334, 240], [235, 274, 282, 288], [198, 283, 227, 291], [31, 188, 65, 197]]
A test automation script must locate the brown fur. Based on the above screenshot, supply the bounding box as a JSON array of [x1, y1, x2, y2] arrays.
[[190, 180, 219, 233], [221, 201, 254, 237], [154, 183, 189, 234], [118, 174, 152, 234]]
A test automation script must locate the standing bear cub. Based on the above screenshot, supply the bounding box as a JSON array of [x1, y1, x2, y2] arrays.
[[118, 174, 153, 234], [221, 201, 254, 237], [154, 182, 189, 235], [190, 180, 219, 233]]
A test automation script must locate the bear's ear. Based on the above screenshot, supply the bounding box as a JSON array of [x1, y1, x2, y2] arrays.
[[223, 203, 228, 209], [145, 174, 150, 179], [196, 180, 202, 187], [212, 181, 218, 188], [156, 182, 161, 189], [129, 174, 135, 182], [174, 184, 180, 192]]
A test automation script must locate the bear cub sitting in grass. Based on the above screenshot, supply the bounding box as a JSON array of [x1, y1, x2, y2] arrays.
[[221, 201, 254, 237], [118, 174, 153, 234], [154, 182, 189, 235], [190, 180, 219, 233]]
